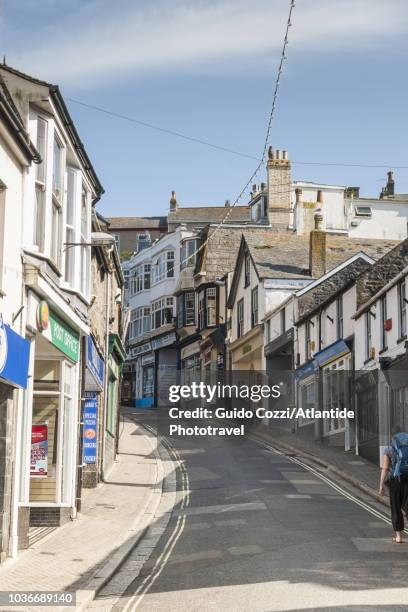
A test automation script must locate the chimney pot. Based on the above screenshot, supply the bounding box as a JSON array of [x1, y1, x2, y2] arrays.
[[295, 187, 302, 204], [260, 182, 266, 191], [170, 190, 178, 211], [225, 199, 231, 207], [282, 150, 288, 160], [309, 213, 326, 278], [276, 149, 281, 160], [317, 190, 324, 204]]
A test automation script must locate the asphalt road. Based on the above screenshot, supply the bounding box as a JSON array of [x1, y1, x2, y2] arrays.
[[91, 411, 408, 612]]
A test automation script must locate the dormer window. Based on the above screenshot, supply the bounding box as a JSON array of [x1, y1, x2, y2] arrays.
[[354, 205, 372, 217]]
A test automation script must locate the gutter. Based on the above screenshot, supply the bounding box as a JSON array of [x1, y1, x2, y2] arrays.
[[49, 86, 104, 203]]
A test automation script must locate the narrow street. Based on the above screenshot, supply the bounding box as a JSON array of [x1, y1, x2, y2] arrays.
[[88, 412, 408, 612]]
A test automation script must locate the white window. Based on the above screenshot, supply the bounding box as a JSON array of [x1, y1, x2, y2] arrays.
[[181, 239, 199, 269], [244, 253, 250, 287], [130, 307, 151, 338], [206, 287, 217, 327], [80, 188, 90, 296], [336, 296, 343, 340], [237, 298, 244, 338], [380, 294, 388, 351], [251, 286, 258, 327], [51, 135, 64, 266], [365, 311, 372, 361], [354, 205, 372, 217], [152, 251, 175, 284], [151, 297, 174, 329], [34, 117, 47, 251], [398, 280, 407, 339], [64, 169, 76, 285], [185, 291, 195, 326]]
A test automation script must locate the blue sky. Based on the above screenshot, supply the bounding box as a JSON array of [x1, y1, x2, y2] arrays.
[[1, 0, 408, 217]]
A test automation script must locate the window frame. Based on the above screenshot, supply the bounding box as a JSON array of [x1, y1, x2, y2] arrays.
[[336, 295, 343, 340], [380, 294, 387, 351], [33, 116, 48, 252], [365, 311, 372, 361], [244, 253, 250, 288], [398, 280, 407, 339], [237, 298, 244, 338], [251, 286, 258, 328], [151, 297, 174, 330]]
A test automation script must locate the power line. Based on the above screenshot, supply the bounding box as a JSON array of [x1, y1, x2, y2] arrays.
[[66, 99, 408, 172]]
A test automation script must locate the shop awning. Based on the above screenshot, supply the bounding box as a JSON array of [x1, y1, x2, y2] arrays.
[[294, 359, 318, 381], [0, 321, 30, 389]]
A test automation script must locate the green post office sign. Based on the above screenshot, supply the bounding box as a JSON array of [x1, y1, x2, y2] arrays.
[[38, 304, 80, 362]]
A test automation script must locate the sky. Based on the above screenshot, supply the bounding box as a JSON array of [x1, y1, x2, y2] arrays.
[[1, 0, 408, 217]]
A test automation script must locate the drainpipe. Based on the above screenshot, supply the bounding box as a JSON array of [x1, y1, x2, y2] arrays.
[[75, 336, 86, 512]]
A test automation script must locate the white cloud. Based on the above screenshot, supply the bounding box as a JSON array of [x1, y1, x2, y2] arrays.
[[7, 0, 408, 86]]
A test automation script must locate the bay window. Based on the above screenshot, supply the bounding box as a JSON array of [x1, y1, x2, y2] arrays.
[[34, 117, 47, 251], [130, 307, 151, 338], [152, 251, 175, 284], [181, 239, 199, 269], [51, 136, 63, 267], [151, 297, 174, 329], [177, 291, 196, 327], [80, 188, 90, 296], [64, 169, 76, 285]]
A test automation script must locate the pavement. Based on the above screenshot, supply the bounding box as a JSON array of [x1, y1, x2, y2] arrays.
[[90, 410, 408, 612], [0, 416, 170, 612]]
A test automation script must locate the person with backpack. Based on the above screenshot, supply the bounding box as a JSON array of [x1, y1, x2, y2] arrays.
[[379, 425, 408, 543]]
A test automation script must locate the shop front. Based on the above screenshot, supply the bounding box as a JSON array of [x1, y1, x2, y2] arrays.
[[17, 293, 85, 543], [104, 334, 126, 477], [83, 335, 104, 488], [229, 325, 263, 372], [0, 317, 30, 562]]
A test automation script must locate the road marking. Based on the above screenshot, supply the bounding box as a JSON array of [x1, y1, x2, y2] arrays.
[[178, 501, 267, 516], [122, 428, 190, 612], [252, 436, 408, 534]]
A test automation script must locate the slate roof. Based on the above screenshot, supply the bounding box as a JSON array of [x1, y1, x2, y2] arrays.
[[355, 237, 408, 312], [296, 256, 373, 324], [195, 226, 261, 283], [225, 228, 397, 307], [168, 205, 251, 224], [244, 231, 397, 280], [107, 216, 168, 230]]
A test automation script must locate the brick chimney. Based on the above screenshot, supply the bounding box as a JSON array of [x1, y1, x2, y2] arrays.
[[309, 208, 326, 278], [380, 171, 395, 198], [267, 146, 291, 229], [169, 190, 178, 211]]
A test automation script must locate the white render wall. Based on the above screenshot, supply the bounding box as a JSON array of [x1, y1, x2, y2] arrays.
[[348, 199, 408, 240], [354, 277, 408, 370], [0, 137, 26, 332], [230, 254, 261, 342]]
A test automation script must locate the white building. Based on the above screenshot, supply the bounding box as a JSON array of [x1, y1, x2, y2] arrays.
[[0, 64, 103, 556], [125, 225, 194, 406]]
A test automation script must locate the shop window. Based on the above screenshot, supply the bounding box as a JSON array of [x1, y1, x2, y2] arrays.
[[299, 378, 316, 426], [30, 360, 75, 505], [107, 374, 117, 435], [323, 360, 349, 434]]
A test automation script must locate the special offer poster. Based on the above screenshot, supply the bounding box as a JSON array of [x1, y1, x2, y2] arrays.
[[30, 423, 48, 478]]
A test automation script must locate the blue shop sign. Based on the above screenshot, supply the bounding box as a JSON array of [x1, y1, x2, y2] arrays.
[[314, 339, 349, 367], [82, 392, 98, 464], [86, 335, 104, 391], [294, 359, 318, 381], [0, 319, 30, 389]]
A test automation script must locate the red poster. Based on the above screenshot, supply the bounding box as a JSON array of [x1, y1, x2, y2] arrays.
[[30, 423, 48, 477]]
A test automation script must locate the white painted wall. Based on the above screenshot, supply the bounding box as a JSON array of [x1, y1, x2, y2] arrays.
[[348, 199, 408, 240]]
